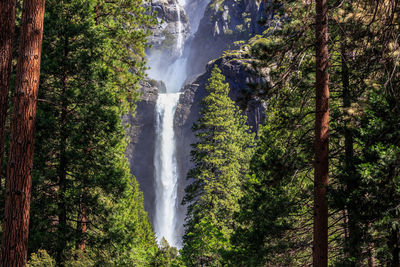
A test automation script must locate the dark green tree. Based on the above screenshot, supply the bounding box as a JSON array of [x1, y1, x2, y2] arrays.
[[182, 66, 254, 266], [230, 0, 400, 265], [26, 0, 158, 265], [231, 27, 316, 265]]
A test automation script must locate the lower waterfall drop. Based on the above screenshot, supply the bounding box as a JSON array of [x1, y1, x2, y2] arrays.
[[150, 0, 195, 249], [154, 93, 181, 247]]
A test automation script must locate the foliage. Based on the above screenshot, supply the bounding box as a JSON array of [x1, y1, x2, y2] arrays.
[[182, 66, 254, 266], [25, 0, 159, 265], [27, 250, 56, 267], [1, 0, 399, 265], [226, 0, 400, 265], [151, 238, 185, 267]]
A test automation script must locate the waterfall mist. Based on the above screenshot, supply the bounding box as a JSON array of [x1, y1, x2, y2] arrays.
[[150, 0, 186, 248], [146, 0, 209, 248]]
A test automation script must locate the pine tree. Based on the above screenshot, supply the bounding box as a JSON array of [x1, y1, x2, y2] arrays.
[[25, 0, 158, 264], [182, 66, 254, 266], [229, 0, 400, 265], [231, 25, 317, 265], [1, 0, 45, 265], [0, 0, 16, 187], [314, 0, 330, 265]]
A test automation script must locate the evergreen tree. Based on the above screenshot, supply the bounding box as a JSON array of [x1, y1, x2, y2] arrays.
[[230, 0, 400, 265], [0, 0, 16, 186], [24, 0, 158, 265], [313, 0, 330, 265], [182, 66, 254, 266], [1, 0, 45, 265], [231, 27, 317, 265], [328, 1, 400, 264]]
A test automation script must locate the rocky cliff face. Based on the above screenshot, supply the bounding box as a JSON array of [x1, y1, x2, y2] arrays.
[[147, 0, 190, 58], [124, 80, 161, 221], [174, 49, 267, 202], [127, 0, 271, 228], [186, 0, 271, 78]]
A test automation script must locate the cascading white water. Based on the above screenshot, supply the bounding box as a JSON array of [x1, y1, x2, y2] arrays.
[[175, 2, 183, 52], [149, 0, 209, 248], [154, 93, 181, 247], [152, 0, 186, 248]]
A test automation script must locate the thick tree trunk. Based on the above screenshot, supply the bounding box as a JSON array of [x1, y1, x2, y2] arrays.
[[0, 0, 17, 187], [313, 0, 329, 266], [56, 35, 69, 266], [1, 0, 45, 266]]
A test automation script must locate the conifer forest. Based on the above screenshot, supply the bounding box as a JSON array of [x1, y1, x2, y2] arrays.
[[0, 0, 399, 266]]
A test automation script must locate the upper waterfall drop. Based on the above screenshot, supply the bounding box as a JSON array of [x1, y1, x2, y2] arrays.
[[175, 2, 183, 53]]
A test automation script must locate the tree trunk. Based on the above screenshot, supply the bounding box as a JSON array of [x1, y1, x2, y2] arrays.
[[341, 43, 361, 265], [76, 203, 87, 252], [367, 236, 376, 267], [0, 0, 17, 187], [313, 0, 329, 266], [56, 34, 69, 267], [76, 189, 88, 252], [1, 0, 45, 265], [389, 227, 399, 267]]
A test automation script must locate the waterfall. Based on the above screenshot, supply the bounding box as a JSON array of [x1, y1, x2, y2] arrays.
[[148, 0, 209, 248], [152, 0, 186, 248], [154, 93, 181, 247], [176, 2, 183, 52]]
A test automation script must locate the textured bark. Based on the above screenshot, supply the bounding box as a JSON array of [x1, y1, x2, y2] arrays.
[[1, 0, 45, 266], [0, 0, 17, 187], [76, 186, 88, 252], [367, 234, 376, 267], [313, 0, 329, 266], [76, 189, 89, 252], [76, 204, 87, 252]]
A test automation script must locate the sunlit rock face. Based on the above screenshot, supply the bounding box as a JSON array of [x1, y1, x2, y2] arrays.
[[186, 0, 272, 78], [174, 51, 268, 199], [126, 0, 272, 247], [147, 0, 190, 59]]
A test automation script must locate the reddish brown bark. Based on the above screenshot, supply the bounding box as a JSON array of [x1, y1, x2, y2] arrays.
[[1, 0, 45, 265], [313, 0, 329, 266], [0, 0, 17, 187], [76, 203, 87, 252], [367, 232, 376, 267]]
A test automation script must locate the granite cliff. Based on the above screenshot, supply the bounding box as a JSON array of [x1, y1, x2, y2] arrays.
[[174, 49, 267, 194], [127, 0, 270, 228], [186, 0, 272, 78]]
